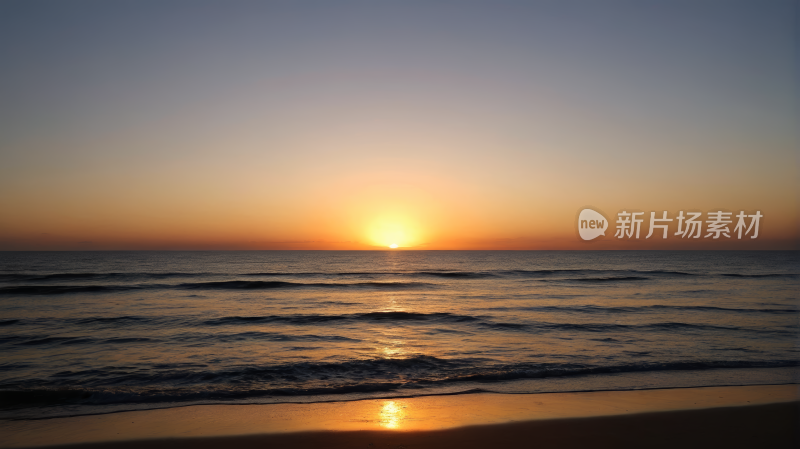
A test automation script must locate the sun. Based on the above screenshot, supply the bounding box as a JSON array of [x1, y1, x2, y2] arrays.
[[366, 216, 422, 248]]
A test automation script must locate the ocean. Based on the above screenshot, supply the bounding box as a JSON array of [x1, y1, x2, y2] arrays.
[[0, 251, 797, 419]]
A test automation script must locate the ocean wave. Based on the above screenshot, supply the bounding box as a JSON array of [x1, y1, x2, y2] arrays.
[[480, 305, 798, 315], [0, 272, 211, 283], [3, 270, 794, 294], [243, 271, 494, 279], [2, 358, 796, 411], [2, 331, 359, 347], [17, 336, 97, 346], [647, 305, 798, 314], [75, 316, 151, 325], [0, 273, 107, 282], [10, 336, 158, 346], [102, 338, 155, 344], [538, 276, 650, 283], [0, 280, 432, 295], [416, 272, 495, 279], [481, 322, 529, 330], [2, 269, 794, 288], [204, 311, 481, 326], [638, 270, 697, 276], [0, 285, 145, 295], [180, 280, 303, 290], [720, 273, 798, 278], [5, 313, 791, 338], [199, 312, 783, 336], [480, 321, 794, 335], [445, 360, 800, 383], [178, 280, 431, 290], [501, 269, 697, 278], [208, 332, 359, 343]]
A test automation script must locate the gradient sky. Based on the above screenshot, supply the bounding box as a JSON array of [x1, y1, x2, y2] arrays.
[[0, 0, 796, 250]]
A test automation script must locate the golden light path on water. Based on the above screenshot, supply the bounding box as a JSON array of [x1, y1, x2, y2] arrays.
[[378, 292, 410, 359], [375, 289, 411, 429]]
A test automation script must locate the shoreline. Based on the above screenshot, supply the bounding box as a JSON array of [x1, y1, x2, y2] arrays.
[[6, 377, 800, 422], [6, 364, 799, 421], [1, 384, 797, 448]]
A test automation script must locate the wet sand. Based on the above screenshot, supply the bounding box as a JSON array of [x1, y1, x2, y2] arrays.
[[1, 384, 797, 449]]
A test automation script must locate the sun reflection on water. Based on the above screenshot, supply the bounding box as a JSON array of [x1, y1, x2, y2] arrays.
[[380, 339, 407, 358], [379, 400, 406, 429]]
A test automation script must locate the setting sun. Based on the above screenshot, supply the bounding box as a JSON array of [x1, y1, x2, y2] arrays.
[[365, 214, 426, 249]]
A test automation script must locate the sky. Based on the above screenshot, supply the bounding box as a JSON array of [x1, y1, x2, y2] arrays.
[[0, 0, 796, 250]]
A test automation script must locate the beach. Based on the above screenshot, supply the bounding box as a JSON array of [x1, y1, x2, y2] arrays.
[[2, 384, 797, 448]]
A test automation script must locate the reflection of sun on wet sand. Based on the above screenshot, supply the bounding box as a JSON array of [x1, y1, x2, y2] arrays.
[[378, 400, 406, 429], [1, 385, 797, 448]]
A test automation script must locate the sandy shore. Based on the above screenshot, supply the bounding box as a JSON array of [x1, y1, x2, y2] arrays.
[[1, 384, 797, 449]]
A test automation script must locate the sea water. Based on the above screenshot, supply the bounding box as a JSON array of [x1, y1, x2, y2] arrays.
[[0, 251, 797, 419]]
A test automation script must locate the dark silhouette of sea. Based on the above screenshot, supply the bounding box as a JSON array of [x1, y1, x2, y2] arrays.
[[0, 251, 797, 419]]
